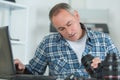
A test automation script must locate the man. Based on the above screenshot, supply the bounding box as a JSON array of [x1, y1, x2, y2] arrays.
[[15, 3, 119, 80]]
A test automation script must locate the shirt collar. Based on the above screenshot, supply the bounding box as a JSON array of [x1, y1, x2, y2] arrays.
[[80, 23, 97, 46]]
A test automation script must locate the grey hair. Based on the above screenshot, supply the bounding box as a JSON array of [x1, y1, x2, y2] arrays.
[[49, 3, 74, 22]]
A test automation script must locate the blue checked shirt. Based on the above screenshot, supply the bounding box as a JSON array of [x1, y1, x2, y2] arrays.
[[26, 24, 119, 80]]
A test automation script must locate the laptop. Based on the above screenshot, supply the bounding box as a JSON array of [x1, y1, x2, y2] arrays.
[[0, 26, 56, 80]]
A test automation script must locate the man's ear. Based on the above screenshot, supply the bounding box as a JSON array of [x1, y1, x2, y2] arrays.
[[74, 10, 80, 21]]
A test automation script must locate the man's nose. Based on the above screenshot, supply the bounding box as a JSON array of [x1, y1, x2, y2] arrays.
[[65, 28, 72, 35]]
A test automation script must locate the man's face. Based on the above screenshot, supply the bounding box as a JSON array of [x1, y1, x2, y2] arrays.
[[52, 9, 83, 41]]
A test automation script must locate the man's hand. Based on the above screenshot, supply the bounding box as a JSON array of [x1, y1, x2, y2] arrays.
[[91, 57, 101, 68], [14, 59, 25, 74]]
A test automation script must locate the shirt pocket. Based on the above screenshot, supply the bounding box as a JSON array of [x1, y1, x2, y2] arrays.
[[50, 57, 69, 74]]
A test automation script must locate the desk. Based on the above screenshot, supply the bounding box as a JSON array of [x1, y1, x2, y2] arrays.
[[0, 75, 56, 80]]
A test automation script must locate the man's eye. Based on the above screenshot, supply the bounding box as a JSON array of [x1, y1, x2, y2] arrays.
[[67, 23, 72, 26], [58, 28, 64, 31]]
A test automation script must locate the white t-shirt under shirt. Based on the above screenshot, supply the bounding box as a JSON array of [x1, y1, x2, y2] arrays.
[[66, 33, 87, 63]]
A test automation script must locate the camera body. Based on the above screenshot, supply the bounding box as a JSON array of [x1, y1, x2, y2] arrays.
[[81, 53, 120, 79]]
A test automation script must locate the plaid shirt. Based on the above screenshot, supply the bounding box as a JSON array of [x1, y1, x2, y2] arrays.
[[26, 24, 119, 80]]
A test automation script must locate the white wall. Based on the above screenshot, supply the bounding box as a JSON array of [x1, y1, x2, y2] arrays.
[[85, 0, 120, 51], [15, 0, 120, 63]]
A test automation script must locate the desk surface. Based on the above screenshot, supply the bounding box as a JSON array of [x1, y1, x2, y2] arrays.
[[0, 75, 56, 80]]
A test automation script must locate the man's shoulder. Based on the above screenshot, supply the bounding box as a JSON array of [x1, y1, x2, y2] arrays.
[[44, 33, 60, 39], [88, 30, 108, 38], [42, 33, 61, 42]]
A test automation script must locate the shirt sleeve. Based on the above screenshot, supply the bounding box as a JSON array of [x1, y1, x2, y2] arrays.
[[25, 38, 48, 75]]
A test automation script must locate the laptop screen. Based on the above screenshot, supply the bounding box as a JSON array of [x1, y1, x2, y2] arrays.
[[0, 26, 57, 80], [0, 26, 16, 75]]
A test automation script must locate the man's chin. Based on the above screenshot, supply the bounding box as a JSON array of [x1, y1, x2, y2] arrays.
[[68, 38, 78, 41]]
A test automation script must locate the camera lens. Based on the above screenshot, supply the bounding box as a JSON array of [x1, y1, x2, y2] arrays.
[[81, 54, 95, 77]]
